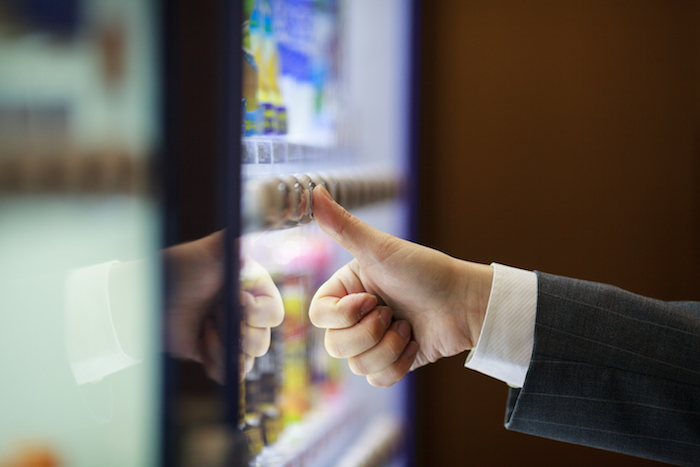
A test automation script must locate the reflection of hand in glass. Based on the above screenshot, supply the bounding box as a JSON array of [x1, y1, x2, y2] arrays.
[[164, 231, 225, 382], [240, 257, 285, 376], [164, 231, 283, 383]]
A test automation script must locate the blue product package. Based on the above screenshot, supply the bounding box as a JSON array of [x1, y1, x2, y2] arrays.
[[278, 0, 312, 82]]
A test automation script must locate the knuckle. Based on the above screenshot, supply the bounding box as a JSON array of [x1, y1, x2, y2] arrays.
[[324, 331, 344, 358], [255, 339, 270, 357], [348, 356, 369, 376], [251, 339, 269, 357], [367, 362, 404, 388], [243, 354, 255, 373], [308, 297, 323, 326], [271, 307, 284, 327], [338, 208, 357, 232], [308, 307, 321, 328], [366, 373, 393, 388], [365, 374, 380, 387], [244, 327, 270, 357]]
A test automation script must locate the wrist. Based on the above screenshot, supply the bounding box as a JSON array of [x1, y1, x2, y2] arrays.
[[453, 259, 493, 350]]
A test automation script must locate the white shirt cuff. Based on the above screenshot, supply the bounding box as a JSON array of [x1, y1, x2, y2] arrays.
[[65, 261, 141, 385], [464, 263, 537, 388]]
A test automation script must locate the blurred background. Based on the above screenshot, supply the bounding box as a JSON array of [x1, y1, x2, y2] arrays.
[[414, 1, 700, 466]]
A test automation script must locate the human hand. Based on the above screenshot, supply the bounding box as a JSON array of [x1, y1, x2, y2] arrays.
[[165, 231, 283, 383], [309, 186, 493, 387], [239, 255, 285, 376]]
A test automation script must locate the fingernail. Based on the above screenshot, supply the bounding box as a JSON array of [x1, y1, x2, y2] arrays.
[[378, 307, 392, 327], [402, 341, 418, 359], [397, 321, 411, 339], [361, 297, 376, 314], [315, 185, 332, 202]]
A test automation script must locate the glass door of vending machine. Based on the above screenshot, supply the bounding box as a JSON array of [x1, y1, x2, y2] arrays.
[[231, 0, 418, 465], [0, 1, 163, 466]]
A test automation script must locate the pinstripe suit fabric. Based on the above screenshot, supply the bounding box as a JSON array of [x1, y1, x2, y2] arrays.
[[505, 272, 700, 466]]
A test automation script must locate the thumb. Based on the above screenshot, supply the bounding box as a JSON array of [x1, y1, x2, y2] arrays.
[[312, 185, 396, 264]]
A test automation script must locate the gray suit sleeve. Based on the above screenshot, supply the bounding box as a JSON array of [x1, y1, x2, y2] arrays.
[[504, 272, 700, 466]]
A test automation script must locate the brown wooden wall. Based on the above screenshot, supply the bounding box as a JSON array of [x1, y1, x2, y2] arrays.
[[414, 1, 700, 465]]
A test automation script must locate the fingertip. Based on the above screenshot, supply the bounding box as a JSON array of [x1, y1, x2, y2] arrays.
[[377, 307, 392, 328], [366, 372, 401, 388], [312, 185, 343, 232], [395, 320, 411, 340], [312, 185, 337, 222], [313, 184, 334, 203], [402, 341, 418, 360], [312, 185, 367, 258], [360, 294, 378, 314]]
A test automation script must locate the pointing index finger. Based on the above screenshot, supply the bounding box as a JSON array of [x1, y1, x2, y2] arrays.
[[313, 186, 391, 265]]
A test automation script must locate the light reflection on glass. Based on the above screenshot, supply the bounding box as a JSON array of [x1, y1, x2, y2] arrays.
[[0, 1, 160, 466]]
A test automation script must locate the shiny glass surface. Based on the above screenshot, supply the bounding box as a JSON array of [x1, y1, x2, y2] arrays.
[[235, 1, 415, 465], [0, 1, 161, 466]]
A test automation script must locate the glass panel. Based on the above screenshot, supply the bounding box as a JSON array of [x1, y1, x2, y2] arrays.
[[237, 0, 414, 465], [0, 1, 161, 466]]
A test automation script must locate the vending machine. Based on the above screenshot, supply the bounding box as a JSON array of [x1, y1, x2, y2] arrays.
[[164, 2, 419, 465], [227, 0, 420, 465], [0, 0, 418, 466]]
